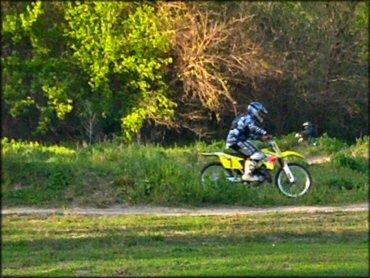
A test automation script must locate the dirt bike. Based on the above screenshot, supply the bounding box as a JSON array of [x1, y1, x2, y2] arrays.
[[200, 139, 313, 198]]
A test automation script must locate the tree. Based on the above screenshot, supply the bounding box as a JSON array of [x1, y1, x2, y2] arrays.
[[2, 1, 178, 142], [2, 1, 368, 143], [2, 1, 88, 140], [65, 2, 176, 141], [166, 2, 279, 138]]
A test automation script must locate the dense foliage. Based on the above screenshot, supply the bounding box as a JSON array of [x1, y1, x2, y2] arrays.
[[2, 1, 368, 143]]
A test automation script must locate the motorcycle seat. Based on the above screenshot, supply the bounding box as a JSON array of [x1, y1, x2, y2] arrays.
[[224, 148, 248, 158]]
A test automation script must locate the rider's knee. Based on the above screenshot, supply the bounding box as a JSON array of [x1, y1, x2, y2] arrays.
[[250, 151, 265, 161]]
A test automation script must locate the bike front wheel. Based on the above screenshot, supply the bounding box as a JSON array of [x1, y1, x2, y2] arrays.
[[275, 163, 313, 198]]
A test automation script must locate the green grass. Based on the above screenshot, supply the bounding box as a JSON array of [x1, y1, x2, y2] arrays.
[[2, 210, 368, 276], [2, 135, 368, 207]]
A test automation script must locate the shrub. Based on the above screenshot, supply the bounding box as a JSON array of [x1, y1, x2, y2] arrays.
[[349, 136, 369, 158], [276, 132, 299, 149], [332, 152, 369, 174], [317, 133, 348, 154], [326, 177, 357, 190]]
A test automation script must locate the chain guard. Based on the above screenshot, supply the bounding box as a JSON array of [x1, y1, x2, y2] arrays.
[[234, 168, 272, 185], [254, 168, 273, 184]]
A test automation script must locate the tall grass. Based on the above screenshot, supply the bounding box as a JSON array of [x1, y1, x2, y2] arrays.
[[2, 135, 368, 207]]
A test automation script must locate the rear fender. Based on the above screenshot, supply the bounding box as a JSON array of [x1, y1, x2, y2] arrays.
[[200, 152, 244, 169]]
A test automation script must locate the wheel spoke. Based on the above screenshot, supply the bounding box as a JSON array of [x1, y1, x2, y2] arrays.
[[201, 163, 232, 185], [277, 163, 312, 197]]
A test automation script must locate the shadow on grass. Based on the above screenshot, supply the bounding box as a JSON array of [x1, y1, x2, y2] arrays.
[[3, 231, 368, 276], [3, 214, 368, 276]]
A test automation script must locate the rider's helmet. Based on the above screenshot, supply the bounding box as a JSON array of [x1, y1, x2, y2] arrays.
[[247, 101, 268, 123], [303, 121, 312, 129]]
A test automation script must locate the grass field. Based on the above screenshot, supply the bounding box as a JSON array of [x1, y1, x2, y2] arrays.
[[2, 135, 368, 276], [2, 210, 368, 276]]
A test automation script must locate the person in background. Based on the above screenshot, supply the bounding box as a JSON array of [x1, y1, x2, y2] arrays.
[[296, 121, 318, 144]]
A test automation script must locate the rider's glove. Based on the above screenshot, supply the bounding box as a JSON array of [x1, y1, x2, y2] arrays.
[[262, 134, 273, 141]]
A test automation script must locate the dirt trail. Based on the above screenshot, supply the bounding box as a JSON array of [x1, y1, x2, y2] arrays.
[[306, 154, 331, 164], [2, 203, 368, 216]]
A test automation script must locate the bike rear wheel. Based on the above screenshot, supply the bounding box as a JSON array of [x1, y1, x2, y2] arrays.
[[201, 162, 234, 185], [275, 163, 313, 198]]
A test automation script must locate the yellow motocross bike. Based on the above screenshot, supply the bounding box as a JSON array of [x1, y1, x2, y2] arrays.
[[200, 139, 313, 198]]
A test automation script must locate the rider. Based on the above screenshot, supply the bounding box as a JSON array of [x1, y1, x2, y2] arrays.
[[301, 121, 318, 141], [296, 121, 318, 144], [226, 101, 272, 181]]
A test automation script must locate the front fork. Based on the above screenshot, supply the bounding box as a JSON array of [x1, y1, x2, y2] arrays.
[[281, 159, 295, 183]]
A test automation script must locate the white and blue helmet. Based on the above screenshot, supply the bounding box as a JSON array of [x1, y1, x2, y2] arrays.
[[247, 101, 268, 123], [303, 121, 312, 128]]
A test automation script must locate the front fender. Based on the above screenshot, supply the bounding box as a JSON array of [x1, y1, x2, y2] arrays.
[[281, 151, 305, 159]]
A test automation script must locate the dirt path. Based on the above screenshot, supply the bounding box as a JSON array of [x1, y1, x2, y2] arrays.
[[306, 154, 331, 164], [2, 203, 368, 216]]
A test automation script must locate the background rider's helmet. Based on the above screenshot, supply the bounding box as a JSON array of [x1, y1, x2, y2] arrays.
[[303, 121, 312, 128], [247, 101, 268, 123]]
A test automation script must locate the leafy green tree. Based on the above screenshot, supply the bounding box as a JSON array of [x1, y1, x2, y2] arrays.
[[2, 1, 88, 139], [3, 1, 176, 142], [65, 2, 176, 141]]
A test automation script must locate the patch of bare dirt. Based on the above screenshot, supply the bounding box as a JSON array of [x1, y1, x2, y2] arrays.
[[2, 203, 368, 216], [306, 155, 331, 165]]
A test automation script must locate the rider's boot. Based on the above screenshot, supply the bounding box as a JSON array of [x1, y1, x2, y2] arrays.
[[242, 160, 261, 181]]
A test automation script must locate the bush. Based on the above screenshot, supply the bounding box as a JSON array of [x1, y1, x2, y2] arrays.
[[317, 133, 348, 154], [349, 136, 369, 158], [326, 177, 357, 190], [276, 132, 299, 149], [332, 152, 369, 174]]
